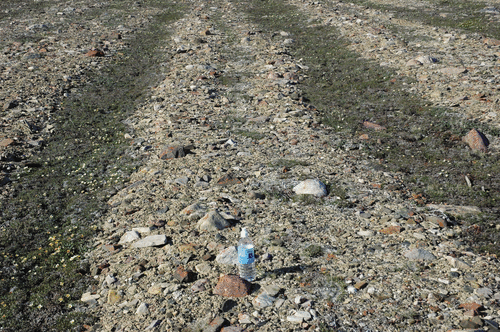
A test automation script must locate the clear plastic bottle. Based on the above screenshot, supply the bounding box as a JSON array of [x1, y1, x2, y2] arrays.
[[238, 228, 256, 282]]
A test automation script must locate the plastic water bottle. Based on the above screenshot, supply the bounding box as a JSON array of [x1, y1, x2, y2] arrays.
[[238, 228, 256, 282]]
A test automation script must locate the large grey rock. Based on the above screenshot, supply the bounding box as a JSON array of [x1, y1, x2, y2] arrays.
[[132, 235, 167, 248], [197, 211, 230, 231], [293, 179, 327, 197]]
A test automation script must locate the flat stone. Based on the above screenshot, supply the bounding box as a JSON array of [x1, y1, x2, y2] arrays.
[[363, 121, 386, 131], [426, 204, 481, 216], [293, 179, 327, 197], [203, 316, 225, 332], [379, 226, 401, 234], [132, 235, 167, 248], [81, 292, 100, 304], [216, 174, 242, 186], [440, 67, 467, 75], [404, 248, 436, 261], [180, 203, 206, 218], [0, 138, 14, 147], [252, 292, 275, 308], [221, 327, 245, 332], [262, 284, 281, 297], [136, 302, 148, 315], [216, 246, 238, 265], [197, 210, 230, 231], [85, 49, 105, 57], [295, 310, 312, 321], [475, 288, 493, 298], [119, 230, 140, 244], [191, 278, 210, 293], [357, 230, 374, 237], [286, 315, 303, 324], [107, 289, 122, 304], [148, 284, 163, 295], [213, 274, 251, 297], [145, 320, 161, 331]]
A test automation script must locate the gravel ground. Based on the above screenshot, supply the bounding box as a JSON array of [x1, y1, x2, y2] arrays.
[[1, 0, 499, 331]]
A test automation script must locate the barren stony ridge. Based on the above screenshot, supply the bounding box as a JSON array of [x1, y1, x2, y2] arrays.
[[1, 0, 500, 331]]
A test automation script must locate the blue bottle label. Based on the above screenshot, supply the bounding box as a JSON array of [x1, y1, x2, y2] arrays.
[[238, 247, 255, 264]]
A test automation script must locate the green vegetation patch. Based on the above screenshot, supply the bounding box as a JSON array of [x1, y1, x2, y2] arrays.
[[349, 0, 500, 39], [0, 1, 184, 330]]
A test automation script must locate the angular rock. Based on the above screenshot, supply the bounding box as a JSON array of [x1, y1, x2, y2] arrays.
[[216, 246, 238, 265], [81, 292, 100, 304], [173, 265, 194, 283], [252, 292, 275, 308], [203, 316, 225, 332], [221, 327, 245, 332], [213, 275, 251, 297], [191, 278, 210, 293], [404, 248, 436, 261], [85, 49, 105, 57], [107, 289, 122, 304], [119, 230, 140, 244], [159, 146, 186, 160], [136, 302, 149, 315], [462, 129, 489, 152], [132, 235, 167, 248], [293, 179, 327, 197], [216, 174, 242, 186], [197, 211, 230, 231], [363, 121, 386, 131]]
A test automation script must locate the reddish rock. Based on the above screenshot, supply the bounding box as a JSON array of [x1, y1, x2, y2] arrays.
[[85, 49, 105, 57], [0, 138, 14, 147], [159, 146, 186, 160], [459, 302, 482, 316], [363, 121, 386, 131], [204, 316, 225, 332], [290, 139, 299, 145], [173, 265, 194, 283], [462, 129, 489, 152], [359, 134, 369, 140], [213, 274, 251, 297], [216, 174, 242, 186], [379, 226, 402, 235], [484, 38, 500, 46]]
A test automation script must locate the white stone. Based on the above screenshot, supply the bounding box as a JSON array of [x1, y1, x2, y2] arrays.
[[132, 227, 153, 233], [295, 310, 312, 321], [132, 235, 167, 248], [357, 230, 374, 237], [136, 302, 148, 315], [215, 246, 238, 265], [286, 315, 303, 324], [293, 179, 327, 197], [119, 230, 140, 244], [81, 292, 100, 304]]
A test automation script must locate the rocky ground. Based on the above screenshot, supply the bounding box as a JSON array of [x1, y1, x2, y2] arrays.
[[1, 0, 500, 331]]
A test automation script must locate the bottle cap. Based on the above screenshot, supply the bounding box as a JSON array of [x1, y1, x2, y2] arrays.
[[241, 228, 249, 238]]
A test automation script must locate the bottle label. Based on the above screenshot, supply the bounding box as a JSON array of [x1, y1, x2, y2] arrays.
[[238, 247, 255, 264]]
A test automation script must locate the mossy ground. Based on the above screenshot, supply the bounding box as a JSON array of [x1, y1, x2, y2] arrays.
[[235, 0, 500, 255], [0, 0, 183, 330]]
